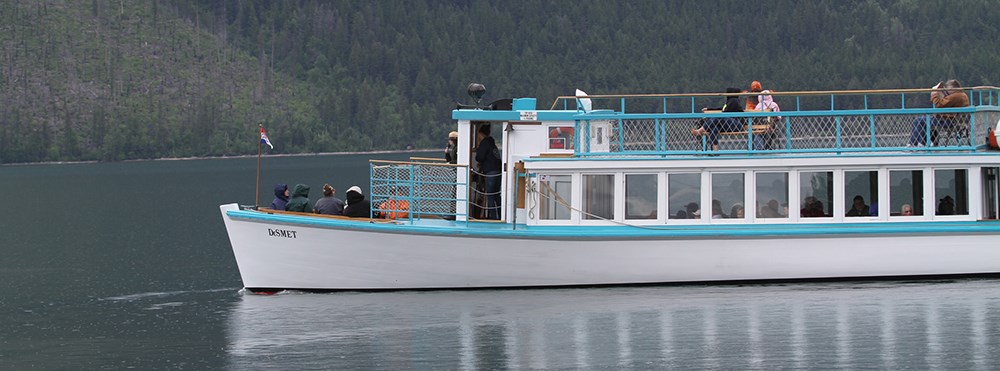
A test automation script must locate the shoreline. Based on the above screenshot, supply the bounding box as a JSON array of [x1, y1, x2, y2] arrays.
[[0, 148, 440, 167]]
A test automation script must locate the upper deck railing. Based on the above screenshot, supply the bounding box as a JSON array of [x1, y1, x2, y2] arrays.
[[550, 87, 1000, 156]]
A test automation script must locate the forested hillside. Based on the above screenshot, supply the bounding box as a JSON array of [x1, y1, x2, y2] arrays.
[[2, 0, 999, 164]]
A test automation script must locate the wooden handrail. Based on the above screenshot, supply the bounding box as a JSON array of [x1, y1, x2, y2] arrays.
[[369, 159, 466, 168]]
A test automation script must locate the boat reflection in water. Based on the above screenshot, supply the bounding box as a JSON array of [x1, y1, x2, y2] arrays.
[[225, 280, 1000, 369]]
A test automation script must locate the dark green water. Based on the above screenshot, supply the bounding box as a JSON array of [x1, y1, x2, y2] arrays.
[[2, 153, 1000, 369]]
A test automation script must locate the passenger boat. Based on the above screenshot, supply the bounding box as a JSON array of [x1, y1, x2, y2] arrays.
[[220, 85, 1000, 292]]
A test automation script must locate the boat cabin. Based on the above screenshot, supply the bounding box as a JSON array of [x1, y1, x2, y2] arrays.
[[370, 87, 1000, 227]]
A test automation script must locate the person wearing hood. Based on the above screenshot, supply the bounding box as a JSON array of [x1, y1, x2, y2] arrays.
[[756, 90, 781, 149], [342, 186, 372, 218], [270, 183, 289, 210], [691, 87, 745, 151], [284, 183, 312, 212]]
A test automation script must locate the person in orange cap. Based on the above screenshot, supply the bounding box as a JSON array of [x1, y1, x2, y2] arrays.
[[746, 81, 763, 110]]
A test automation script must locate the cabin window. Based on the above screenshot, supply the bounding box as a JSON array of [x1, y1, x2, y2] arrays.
[[890, 170, 923, 216], [984, 167, 999, 220], [548, 126, 575, 150], [934, 169, 968, 215], [845, 171, 878, 217], [583, 174, 614, 220], [755, 172, 788, 218], [800, 171, 833, 218], [625, 174, 657, 220], [711, 173, 745, 219], [668, 173, 701, 219], [539, 175, 572, 220]]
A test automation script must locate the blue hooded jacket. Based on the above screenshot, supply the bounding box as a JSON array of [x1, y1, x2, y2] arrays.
[[270, 183, 289, 210]]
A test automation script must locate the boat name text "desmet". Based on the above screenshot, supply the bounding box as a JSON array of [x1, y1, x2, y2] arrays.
[[268, 228, 297, 239]]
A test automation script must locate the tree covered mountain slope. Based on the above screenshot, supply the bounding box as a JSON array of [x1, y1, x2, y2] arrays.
[[2, 0, 998, 163]]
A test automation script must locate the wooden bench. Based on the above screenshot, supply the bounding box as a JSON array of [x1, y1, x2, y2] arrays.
[[703, 109, 773, 135], [702, 109, 780, 149]]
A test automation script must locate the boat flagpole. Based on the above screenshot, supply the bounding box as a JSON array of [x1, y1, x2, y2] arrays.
[[256, 123, 263, 209]]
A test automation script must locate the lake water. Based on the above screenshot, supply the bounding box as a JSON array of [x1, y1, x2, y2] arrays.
[[2, 153, 1000, 369]]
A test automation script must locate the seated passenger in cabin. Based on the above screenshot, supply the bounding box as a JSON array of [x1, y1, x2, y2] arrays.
[[313, 184, 345, 216], [759, 199, 782, 218], [801, 196, 826, 217], [900, 203, 914, 216], [746, 81, 763, 110], [730, 203, 745, 219], [908, 79, 970, 147], [270, 183, 289, 210], [846, 195, 870, 217], [937, 196, 955, 215], [476, 125, 503, 220], [676, 202, 699, 219], [285, 183, 312, 212], [711, 199, 727, 219], [691, 87, 745, 151], [342, 186, 373, 218]]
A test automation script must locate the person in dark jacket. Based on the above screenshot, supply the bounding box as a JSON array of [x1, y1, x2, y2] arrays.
[[313, 183, 345, 215], [270, 183, 289, 210], [342, 186, 372, 218], [475, 125, 502, 219], [691, 87, 745, 151], [444, 131, 458, 164], [285, 183, 312, 212]]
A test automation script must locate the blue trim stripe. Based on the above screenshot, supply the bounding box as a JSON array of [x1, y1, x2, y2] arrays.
[[227, 210, 1000, 239]]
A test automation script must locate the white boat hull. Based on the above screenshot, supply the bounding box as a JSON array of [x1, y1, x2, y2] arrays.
[[220, 204, 1000, 290]]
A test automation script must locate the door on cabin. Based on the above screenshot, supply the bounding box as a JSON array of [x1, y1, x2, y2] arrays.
[[589, 120, 611, 153]]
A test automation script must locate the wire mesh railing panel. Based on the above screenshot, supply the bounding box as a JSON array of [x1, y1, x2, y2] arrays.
[[614, 119, 657, 152], [370, 162, 465, 221]]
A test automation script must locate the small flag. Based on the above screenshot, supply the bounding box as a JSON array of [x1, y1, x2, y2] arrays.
[[260, 126, 273, 149]]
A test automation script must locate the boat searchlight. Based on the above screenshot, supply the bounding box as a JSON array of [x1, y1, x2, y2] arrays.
[[468, 83, 486, 106]]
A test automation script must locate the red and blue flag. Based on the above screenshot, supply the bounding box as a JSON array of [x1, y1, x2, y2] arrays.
[[260, 126, 273, 149]]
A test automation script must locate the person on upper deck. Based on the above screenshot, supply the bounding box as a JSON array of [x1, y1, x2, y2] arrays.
[[757, 90, 781, 116], [313, 184, 345, 215], [691, 87, 745, 151], [270, 183, 289, 210], [746, 81, 763, 110], [908, 79, 970, 147], [342, 186, 373, 218], [285, 183, 313, 212]]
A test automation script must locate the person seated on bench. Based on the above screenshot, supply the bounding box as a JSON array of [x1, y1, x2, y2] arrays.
[[746, 80, 763, 110], [908, 79, 969, 147], [691, 87, 744, 151]]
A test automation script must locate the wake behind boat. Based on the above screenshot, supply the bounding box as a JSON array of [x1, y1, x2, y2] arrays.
[[221, 85, 1000, 291]]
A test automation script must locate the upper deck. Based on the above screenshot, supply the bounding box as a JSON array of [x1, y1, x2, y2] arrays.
[[453, 87, 1000, 158]]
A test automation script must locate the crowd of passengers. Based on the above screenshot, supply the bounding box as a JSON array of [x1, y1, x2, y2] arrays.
[[673, 194, 958, 219], [688, 79, 970, 150], [269, 182, 409, 220]]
